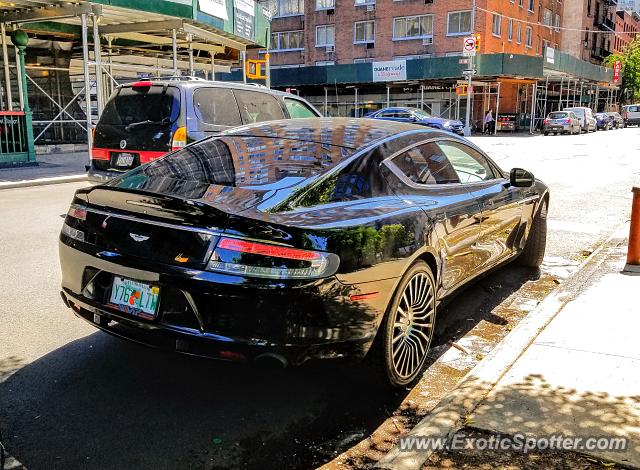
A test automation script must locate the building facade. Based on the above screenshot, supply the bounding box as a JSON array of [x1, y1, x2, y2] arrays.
[[613, 9, 640, 53], [265, 0, 563, 68], [561, 0, 618, 64]]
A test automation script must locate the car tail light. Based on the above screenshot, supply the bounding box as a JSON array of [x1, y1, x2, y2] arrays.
[[131, 80, 153, 91], [62, 204, 88, 242], [171, 126, 187, 151], [67, 204, 87, 221], [543, 119, 549, 124], [206, 237, 340, 279], [565, 118, 571, 123]]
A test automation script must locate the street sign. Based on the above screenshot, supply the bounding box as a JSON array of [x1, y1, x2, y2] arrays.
[[463, 36, 476, 57], [614, 60, 622, 83]]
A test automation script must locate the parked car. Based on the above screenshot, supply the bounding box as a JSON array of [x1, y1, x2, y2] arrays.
[[622, 104, 640, 127], [606, 112, 624, 129], [594, 112, 613, 131], [543, 111, 581, 135], [564, 107, 597, 133], [367, 107, 465, 135], [89, 79, 322, 182], [59, 118, 549, 388]]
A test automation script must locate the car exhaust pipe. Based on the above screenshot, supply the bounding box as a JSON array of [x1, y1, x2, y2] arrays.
[[254, 353, 288, 369]]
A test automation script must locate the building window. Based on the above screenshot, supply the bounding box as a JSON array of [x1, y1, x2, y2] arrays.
[[517, 22, 522, 44], [270, 30, 304, 51], [354, 0, 375, 5], [315, 61, 335, 66], [353, 58, 374, 63], [447, 10, 472, 36], [528, 0, 534, 12], [275, 0, 303, 16], [316, 0, 334, 9], [543, 8, 553, 27], [354, 20, 375, 43], [554, 14, 561, 32], [316, 25, 335, 46], [393, 14, 434, 40], [525, 26, 533, 48], [508, 19, 513, 41], [492, 13, 502, 37]]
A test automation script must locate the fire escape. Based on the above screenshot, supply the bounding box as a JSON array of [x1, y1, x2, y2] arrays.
[[592, 0, 617, 61]]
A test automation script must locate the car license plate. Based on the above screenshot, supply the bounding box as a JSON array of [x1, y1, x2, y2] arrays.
[[115, 153, 135, 167], [109, 276, 159, 319]]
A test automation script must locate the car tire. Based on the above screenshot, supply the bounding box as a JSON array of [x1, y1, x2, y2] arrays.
[[544, 132, 549, 136], [374, 261, 437, 388], [517, 200, 548, 268]]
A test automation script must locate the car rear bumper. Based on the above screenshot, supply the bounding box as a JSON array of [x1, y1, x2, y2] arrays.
[[544, 123, 571, 132], [59, 240, 386, 365]]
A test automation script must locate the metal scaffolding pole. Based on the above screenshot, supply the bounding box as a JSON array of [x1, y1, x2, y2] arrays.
[[81, 13, 92, 163], [1, 23, 13, 111], [187, 33, 194, 76], [210, 52, 215, 81], [172, 29, 178, 76], [92, 13, 104, 116], [324, 87, 328, 116], [354, 87, 359, 118], [530, 82, 537, 134], [386, 86, 390, 108], [495, 82, 501, 135], [420, 85, 424, 110]]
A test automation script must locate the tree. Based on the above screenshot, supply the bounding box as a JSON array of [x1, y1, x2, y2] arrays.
[[605, 37, 640, 104]]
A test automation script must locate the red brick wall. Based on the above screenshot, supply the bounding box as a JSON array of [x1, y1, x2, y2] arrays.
[[261, 0, 562, 66]]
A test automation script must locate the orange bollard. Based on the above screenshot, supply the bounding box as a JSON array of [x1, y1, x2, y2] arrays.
[[627, 187, 640, 266]]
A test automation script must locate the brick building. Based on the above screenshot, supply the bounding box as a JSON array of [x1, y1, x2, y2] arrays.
[[265, 0, 563, 67], [613, 9, 640, 54], [562, 0, 619, 64]]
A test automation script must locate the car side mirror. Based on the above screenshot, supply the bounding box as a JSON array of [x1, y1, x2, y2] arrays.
[[510, 168, 535, 187]]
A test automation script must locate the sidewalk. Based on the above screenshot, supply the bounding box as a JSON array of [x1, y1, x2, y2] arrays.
[[380, 227, 639, 469], [0, 152, 87, 189]]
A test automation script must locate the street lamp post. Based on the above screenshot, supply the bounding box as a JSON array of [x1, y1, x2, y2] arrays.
[[11, 29, 35, 161]]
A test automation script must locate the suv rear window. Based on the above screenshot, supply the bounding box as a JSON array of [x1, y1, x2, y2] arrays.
[[549, 112, 567, 119], [234, 90, 285, 124], [628, 106, 640, 112], [193, 88, 242, 126], [100, 85, 180, 126]]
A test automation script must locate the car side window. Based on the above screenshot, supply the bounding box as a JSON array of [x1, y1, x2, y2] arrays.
[[234, 90, 286, 124], [437, 141, 497, 183], [193, 88, 242, 126], [396, 112, 413, 119], [284, 98, 318, 118], [378, 111, 396, 118], [390, 142, 461, 185]]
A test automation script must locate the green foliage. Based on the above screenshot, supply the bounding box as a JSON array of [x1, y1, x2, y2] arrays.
[[605, 38, 640, 103]]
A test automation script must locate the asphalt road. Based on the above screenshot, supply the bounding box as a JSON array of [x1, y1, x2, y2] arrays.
[[1, 128, 639, 470]]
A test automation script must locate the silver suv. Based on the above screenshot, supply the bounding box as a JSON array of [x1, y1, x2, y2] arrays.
[[622, 104, 640, 127]]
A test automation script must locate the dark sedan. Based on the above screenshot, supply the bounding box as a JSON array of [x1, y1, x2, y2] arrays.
[[59, 118, 549, 387], [367, 107, 465, 135], [594, 112, 613, 131]]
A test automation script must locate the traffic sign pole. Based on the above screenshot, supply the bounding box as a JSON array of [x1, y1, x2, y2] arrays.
[[462, 35, 477, 137]]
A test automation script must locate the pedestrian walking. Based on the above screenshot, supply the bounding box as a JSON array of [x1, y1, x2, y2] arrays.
[[485, 109, 495, 134]]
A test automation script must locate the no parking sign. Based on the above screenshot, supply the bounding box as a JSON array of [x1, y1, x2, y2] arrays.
[[463, 36, 476, 57]]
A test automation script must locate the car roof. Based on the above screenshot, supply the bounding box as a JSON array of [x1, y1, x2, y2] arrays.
[[223, 117, 437, 150], [118, 79, 305, 99]]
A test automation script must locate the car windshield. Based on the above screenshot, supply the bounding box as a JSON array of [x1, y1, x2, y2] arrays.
[[549, 112, 567, 119], [99, 85, 180, 126], [115, 135, 354, 188]]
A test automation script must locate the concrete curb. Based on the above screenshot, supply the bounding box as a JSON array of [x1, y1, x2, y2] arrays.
[[376, 224, 629, 470], [0, 174, 88, 191]]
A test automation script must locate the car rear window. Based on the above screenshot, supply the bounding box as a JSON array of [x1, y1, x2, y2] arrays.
[[99, 85, 180, 126], [193, 88, 242, 126], [549, 112, 567, 119], [234, 90, 286, 124], [126, 135, 353, 187]]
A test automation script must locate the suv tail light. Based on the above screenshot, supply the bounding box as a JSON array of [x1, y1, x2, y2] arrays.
[[171, 126, 187, 151], [565, 118, 571, 123], [206, 237, 340, 279]]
